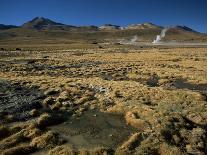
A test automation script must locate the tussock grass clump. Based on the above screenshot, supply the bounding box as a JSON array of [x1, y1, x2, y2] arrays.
[[56, 91, 70, 102], [51, 102, 62, 110], [44, 88, 60, 96], [90, 147, 114, 155], [48, 145, 114, 155], [76, 96, 91, 105], [22, 125, 42, 139], [42, 96, 55, 108], [37, 113, 64, 128], [4, 115, 15, 123], [0, 125, 10, 140], [37, 113, 53, 127], [125, 112, 149, 130], [29, 109, 39, 117], [117, 132, 142, 153], [0, 131, 28, 150], [1, 144, 35, 155], [30, 131, 63, 149], [159, 143, 184, 155], [47, 145, 76, 155]]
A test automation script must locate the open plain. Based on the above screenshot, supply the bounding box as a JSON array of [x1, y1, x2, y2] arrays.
[[0, 44, 207, 154]]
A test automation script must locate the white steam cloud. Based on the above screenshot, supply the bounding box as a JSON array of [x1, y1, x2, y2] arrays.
[[153, 28, 169, 44], [130, 35, 138, 43], [119, 35, 138, 45]]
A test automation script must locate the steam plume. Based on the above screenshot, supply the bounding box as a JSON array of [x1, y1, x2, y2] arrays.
[[130, 35, 138, 43], [119, 35, 138, 45], [153, 28, 168, 43]]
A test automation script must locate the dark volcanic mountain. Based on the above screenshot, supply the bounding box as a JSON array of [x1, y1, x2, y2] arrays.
[[22, 17, 76, 30], [173, 25, 197, 33]]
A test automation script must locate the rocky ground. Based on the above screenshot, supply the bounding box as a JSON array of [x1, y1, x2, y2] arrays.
[[0, 47, 207, 155]]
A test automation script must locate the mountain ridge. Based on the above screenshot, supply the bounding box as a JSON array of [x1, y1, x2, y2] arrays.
[[0, 17, 201, 33], [0, 17, 207, 46]]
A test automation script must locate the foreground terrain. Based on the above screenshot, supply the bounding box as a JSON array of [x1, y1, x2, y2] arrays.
[[0, 46, 207, 155]]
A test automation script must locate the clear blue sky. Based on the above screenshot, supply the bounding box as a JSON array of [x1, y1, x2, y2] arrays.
[[0, 0, 206, 32]]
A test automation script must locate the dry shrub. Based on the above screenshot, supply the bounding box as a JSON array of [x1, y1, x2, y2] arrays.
[[159, 143, 183, 155], [51, 102, 62, 110], [48, 145, 76, 155], [4, 115, 14, 122], [76, 96, 91, 105], [37, 113, 52, 127], [125, 112, 149, 130], [90, 147, 114, 155], [22, 125, 42, 139], [48, 146, 114, 155], [37, 113, 63, 128], [118, 133, 142, 152], [1, 144, 35, 155], [70, 87, 81, 96], [29, 109, 39, 117], [0, 125, 10, 140], [42, 96, 55, 107], [44, 88, 60, 96], [57, 91, 70, 102], [0, 131, 28, 150], [30, 131, 62, 149]]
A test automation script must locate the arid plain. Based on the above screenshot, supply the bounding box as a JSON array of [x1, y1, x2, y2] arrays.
[[0, 45, 207, 155]]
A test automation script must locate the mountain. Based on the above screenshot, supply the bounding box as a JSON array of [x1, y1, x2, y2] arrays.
[[162, 25, 206, 42], [0, 24, 18, 30], [0, 17, 207, 46], [99, 24, 121, 30], [22, 17, 77, 30], [127, 23, 162, 29], [173, 25, 197, 33]]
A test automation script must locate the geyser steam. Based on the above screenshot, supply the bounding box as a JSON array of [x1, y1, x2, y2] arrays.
[[119, 35, 138, 45], [153, 28, 168, 43], [130, 35, 138, 43]]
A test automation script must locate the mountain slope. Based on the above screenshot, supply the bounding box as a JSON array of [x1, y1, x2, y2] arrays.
[[0, 17, 207, 46], [127, 23, 162, 29], [163, 26, 206, 42], [99, 24, 121, 30], [0, 24, 18, 30], [22, 17, 77, 30]]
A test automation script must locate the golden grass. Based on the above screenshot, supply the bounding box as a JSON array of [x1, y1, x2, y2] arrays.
[[30, 131, 62, 149], [1, 144, 35, 155], [0, 47, 206, 154]]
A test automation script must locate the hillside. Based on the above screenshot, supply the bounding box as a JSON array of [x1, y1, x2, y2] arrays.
[[0, 17, 207, 49]]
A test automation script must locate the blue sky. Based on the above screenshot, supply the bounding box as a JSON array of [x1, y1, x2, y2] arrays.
[[0, 0, 206, 32]]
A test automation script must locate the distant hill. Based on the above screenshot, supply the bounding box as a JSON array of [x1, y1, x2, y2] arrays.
[[163, 25, 206, 42], [174, 25, 196, 32], [126, 23, 162, 29], [22, 17, 77, 30], [0, 24, 18, 30], [99, 24, 121, 30], [0, 17, 207, 46]]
